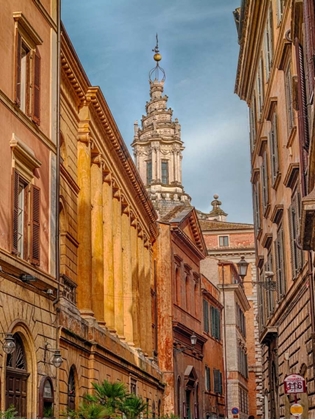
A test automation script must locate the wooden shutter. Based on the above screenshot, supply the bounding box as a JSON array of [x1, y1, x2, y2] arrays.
[[32, 48, 41, 125], [30, 185, 40, 265], [304, 0, 315, 95], [203, 300, 209, 333], [15, 33, 22, 106], [12, 170, 19, 254], [295, 39, 310, 152]]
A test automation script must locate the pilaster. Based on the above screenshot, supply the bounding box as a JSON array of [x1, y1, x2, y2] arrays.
[[77, 114, 94, 318], [91, 152, 105, 326], [103, 170, 115, 331], [112, 180, 124, 338]]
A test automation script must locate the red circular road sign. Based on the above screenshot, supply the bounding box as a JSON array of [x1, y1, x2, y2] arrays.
[[284, 374, 306, 394]]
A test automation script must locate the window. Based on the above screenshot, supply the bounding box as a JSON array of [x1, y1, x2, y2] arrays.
[[14, 12, 42, 124], [253, 176, 261, 234], [12, 170, 40, 264], [289, 189, 303, 278], [261, 146, 269, 213], [213, 369, 222, 394], [68, 366, 76, 412], [238, 346, 248, 379], [10, 135, 41, 264], [264, 4, 274, 79], [275, 223, 286, 298], [146, 160, 152, 185], [130, 377, 137, 395], [161, 160, 169, 184], [205, 366, 211, 392], [249, 93, 258, 153], [284, 60, 294, 134], [210, 306, 221, 340], [269, 109, 279, 185], [276, 0, 284, 24], [219, 236, 229, 247], [257, 57, 265, 114], [203, 299, 209, 333], [236, 304, 246, 338], [265, 251, 275, 316]]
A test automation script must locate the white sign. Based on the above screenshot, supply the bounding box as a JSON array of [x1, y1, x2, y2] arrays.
[[284, 374, 306, 394]]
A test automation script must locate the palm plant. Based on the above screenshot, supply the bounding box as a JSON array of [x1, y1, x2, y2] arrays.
[[90, 379, 127, 416], [121, 394, 148, 419]]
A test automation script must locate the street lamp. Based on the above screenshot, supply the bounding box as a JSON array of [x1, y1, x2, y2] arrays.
[[174, 333, 198, 353], [237, 256, 249, 281], [2, 333, 16, 354], [44, 343, 63, 368]]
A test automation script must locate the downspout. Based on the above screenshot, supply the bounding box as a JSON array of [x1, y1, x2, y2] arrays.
[[221, 263, 228, 419], [53, 0, 61, 341]]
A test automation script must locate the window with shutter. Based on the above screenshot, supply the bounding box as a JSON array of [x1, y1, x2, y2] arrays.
[[249, 93, 257, 153], [284, 60, 295, 135], [30, 185, 40, 265], [253, 178, 261, 234], [269, 110, 279, 185], [261, 148, 270, 213], [203, 300, 209, 333], [13, 13, 42, 125], [32, 48, 41, 124], [275, 223, 286, 298], [264, 4, 274, 79], [295, 39, 310, 152], [12, 170, 41, 265], [288, 190, 303, 279]]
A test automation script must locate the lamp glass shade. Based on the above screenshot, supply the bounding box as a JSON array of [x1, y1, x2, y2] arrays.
[[237, 256, 249, 278], [3, 333, 16, 355], [52, 350, 63, 368], [190, 333, 197, 346]]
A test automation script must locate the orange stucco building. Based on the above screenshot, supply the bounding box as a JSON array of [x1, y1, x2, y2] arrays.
[[57, 26, 164, 416]]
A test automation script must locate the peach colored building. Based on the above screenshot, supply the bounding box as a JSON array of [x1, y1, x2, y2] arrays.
[[0, 0, 60, 417], [199, 196, 262, 419], [201, 274, 225, 418], [235, 0, 315, 418]]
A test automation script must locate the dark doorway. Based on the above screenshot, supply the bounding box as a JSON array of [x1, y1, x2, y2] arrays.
[[6, 334, 29, 418]]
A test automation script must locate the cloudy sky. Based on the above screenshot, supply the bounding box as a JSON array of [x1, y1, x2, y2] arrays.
[[61, 0, 253, 223]]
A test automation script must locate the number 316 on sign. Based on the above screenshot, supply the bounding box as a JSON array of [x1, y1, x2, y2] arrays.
[[284, 374, 306, 394]]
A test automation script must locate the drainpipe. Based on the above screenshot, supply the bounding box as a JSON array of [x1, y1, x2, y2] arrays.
[[220, 263, 228, 419]]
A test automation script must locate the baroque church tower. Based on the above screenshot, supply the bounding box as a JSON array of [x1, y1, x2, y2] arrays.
[[132, 37, 191, 217]]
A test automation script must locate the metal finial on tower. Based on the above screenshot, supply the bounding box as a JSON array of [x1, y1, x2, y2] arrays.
[[149, 33, 166, 81]]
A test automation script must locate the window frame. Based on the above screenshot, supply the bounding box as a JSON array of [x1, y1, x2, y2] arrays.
[[13, 12, 42, 125], [218, 235, 229, 247], [161, 160, 169, 184]]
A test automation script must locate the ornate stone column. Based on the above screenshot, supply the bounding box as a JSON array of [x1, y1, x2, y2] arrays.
[[91, 152, 105, 326], [103, 170, 115, 331], [77, 108, 94, 318]]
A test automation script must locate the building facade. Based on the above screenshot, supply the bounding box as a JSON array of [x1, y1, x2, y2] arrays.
[[58, 26, 164, 417], [201, 274, 225, 419], [0, 0, 60, 417], [199, 197, 262, 418], [235, 0, 315, 417]]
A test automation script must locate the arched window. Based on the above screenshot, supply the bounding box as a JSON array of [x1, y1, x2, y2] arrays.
[[6, 334, 29, 418], [38, 376, 54, 418], [68, 366, 76, 412]]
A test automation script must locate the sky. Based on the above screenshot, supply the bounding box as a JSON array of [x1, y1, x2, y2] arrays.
[[61, 0, 253, 223]]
